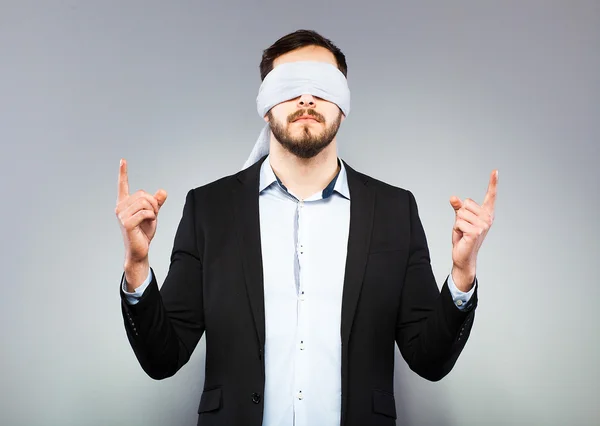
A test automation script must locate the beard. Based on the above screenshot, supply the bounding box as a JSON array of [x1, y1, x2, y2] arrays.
[[267, 108, 343, 159]]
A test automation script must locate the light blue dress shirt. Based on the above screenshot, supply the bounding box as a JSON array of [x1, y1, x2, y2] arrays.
[[122, 156, 476, 426]]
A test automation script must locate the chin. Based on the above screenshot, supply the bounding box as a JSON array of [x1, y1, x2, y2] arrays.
[[290, 123, 320, 130]]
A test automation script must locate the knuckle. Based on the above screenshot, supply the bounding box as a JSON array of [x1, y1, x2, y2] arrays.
[[143, 193, 156, 205]]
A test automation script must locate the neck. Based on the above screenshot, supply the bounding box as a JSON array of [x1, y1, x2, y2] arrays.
[[268, 137, 340, 201]]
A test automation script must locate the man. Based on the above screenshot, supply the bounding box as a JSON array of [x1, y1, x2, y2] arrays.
[[115, 29, 497, 426]]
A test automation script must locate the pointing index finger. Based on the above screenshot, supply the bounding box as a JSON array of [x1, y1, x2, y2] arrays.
[[118, 158, 129, 202], [482, 169, 498, 214]]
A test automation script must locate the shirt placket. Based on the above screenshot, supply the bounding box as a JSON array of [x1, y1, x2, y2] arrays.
[[293, 198, 308, 426]]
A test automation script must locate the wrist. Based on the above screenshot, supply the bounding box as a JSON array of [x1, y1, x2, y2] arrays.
[[452, 265, 476, 292], [124, 258, 150, 292]]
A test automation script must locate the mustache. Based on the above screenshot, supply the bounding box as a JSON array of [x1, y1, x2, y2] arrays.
[[287, 109, 324, 123]]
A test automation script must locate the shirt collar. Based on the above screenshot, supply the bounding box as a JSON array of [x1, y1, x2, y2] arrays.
[[259, 154, 350, 200]]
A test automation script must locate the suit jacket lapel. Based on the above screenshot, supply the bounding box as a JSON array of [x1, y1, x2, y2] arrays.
[[340, 160, 375, 345], [232, 156, 268, 352], [231, 156, 376, 353]]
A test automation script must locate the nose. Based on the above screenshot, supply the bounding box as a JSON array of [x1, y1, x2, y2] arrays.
[[297, 93, 316, 108]]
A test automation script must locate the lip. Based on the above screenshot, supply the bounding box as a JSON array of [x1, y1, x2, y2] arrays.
[[293, 116, 319, 122]]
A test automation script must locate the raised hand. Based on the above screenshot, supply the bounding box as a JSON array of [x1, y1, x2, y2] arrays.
[[449, 170, 498, 291], [115, 159, 167, 287]]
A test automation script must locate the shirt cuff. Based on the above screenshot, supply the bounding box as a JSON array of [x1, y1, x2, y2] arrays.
[[447, 272, 477, 311], [121, 268, 153, 305]]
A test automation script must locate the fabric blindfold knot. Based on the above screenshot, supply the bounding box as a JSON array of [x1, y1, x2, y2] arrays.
[[242, 61, 351, 170]]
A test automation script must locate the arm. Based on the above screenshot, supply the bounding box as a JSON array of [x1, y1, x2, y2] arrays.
[[120, 189, 205, 380], [395, 190, 477, 382]]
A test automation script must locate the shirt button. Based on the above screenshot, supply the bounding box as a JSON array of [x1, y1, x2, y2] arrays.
[[297, 391, 303, 400], [457, 300, 463, 306], [252, 393, 261, 404], [299, 341, 305, 350]]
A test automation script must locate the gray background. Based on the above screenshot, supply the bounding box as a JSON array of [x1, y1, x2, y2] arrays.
[[1, 1, 599, 425]]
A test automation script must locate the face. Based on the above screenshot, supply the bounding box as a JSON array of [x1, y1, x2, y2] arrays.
[[266, 45, 345, 159]]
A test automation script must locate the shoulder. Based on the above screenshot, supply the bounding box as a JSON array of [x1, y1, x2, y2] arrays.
[[342, 159, 418, 206], [180, 173, 239, 210], [187, 156, 266, 200]]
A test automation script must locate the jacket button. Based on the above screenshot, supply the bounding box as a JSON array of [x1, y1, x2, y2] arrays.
[[252, 393, 261, 404]]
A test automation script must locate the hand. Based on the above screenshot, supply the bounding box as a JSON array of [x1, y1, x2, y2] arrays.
[[449, 170, 498, 291], [115, 158, 167, 266]]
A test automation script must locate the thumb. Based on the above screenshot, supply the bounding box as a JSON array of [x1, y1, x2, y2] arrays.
[[154, 189, 168, 209], [449, 195, 462, 213]]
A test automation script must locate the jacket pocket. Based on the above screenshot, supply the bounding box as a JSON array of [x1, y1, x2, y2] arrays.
[[372, 389, 397, 419], [198, 387, 222, 413]]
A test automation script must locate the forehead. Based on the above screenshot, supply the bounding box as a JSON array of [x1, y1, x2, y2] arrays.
[[273, 45, 337, 69]]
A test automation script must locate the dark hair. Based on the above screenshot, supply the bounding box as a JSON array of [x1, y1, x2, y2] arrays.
[[259, 29, 347, 81]]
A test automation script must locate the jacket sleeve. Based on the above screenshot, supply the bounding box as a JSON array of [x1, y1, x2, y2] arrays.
[[120, 189, 205, 380], [395, 189, 477, 381]]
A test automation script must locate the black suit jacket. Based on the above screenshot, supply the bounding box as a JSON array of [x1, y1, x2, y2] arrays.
[[120, 155, 478, 426]]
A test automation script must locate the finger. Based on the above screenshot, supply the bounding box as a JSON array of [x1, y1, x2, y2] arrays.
[[457, 207, 490, 230], [462, 198, 493, 225], [449, 196, 463, 213], [154, 189, 168, 209], [123, 209, 157, 230], [454, 218, 478, 236], [482, 169, 498, 214], [122, 197, 157, 220], [116, 197, 155, 225], [134, 191, 159, 214], [117, 191, 159, 214], [118, 159, 129, 203]]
